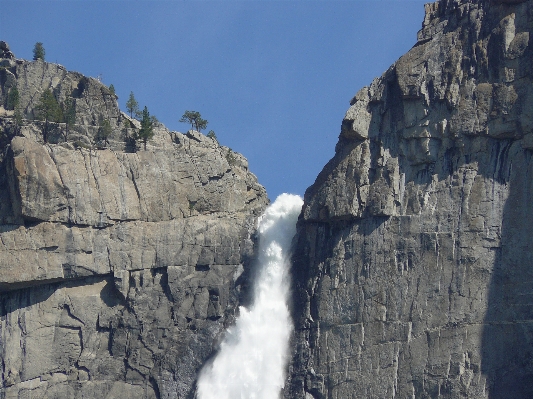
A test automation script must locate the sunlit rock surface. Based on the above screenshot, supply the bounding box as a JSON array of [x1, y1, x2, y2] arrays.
[[0, 46, 268, 398], [286, 0, 533, 398]]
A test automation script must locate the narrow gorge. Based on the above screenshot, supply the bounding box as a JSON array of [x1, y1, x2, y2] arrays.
[[1, 0, 533, 398]]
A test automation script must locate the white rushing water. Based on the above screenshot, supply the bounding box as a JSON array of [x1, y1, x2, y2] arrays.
[[196, 193, 303, 399]]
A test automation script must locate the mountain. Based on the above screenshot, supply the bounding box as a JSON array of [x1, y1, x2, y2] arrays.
[[286, 0, 533, 398], [3, 0, 533, 397], [0, 42, 268, 398]]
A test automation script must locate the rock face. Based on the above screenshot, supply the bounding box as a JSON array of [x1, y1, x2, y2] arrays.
[[287, 0, 533, 398], [0, 47, 268, 397]]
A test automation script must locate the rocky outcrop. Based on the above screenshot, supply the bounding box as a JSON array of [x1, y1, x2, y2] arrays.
[[1, 57, 122, 147], [287, 0, 533, 398], [0, 46, 268, 398]]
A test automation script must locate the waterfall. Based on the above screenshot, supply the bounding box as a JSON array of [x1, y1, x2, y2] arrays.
[[196, 193, 303, 399]]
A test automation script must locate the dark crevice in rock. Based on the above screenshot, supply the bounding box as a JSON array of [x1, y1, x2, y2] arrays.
[[38, 245, 59, 251], [63, 303, 85, 326], [129, 165, 143, 211], [155, 267, 174, 303], [150, 376, 162, 399], [62, 263, 99, 279], [22, 218, 43, 228]]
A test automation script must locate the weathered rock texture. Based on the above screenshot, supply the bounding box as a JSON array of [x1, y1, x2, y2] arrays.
[[287, 0, 533, 398], [0, 47, 268, 398]]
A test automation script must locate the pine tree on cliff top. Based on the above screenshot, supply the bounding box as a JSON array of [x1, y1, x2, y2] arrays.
[[7, 86, 23, 135], [138, 106, 154, 150], [126, 91, 139, 119], [6, 86, 19, 111], [179, 110, 208, 132], [61, 97, 76, 141], [35, 89, 61, 143], [96, 118, 112, 147], [33, 42, 45, 61]]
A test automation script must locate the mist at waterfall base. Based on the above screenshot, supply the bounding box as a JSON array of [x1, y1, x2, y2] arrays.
[[196, 194, 303, 399]]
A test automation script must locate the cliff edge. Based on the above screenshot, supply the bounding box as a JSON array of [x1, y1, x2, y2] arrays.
[[287, 0, 533, 398], [0, 44, 268, 398]]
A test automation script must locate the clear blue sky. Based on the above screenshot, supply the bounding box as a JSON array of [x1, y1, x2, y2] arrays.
[[1, 1, 427, 201]]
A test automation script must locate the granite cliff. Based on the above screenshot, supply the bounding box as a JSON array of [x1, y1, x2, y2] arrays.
[[0, 43, 268, 398], [3, 0, 533, 397], [286, 0, 533, 398]]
